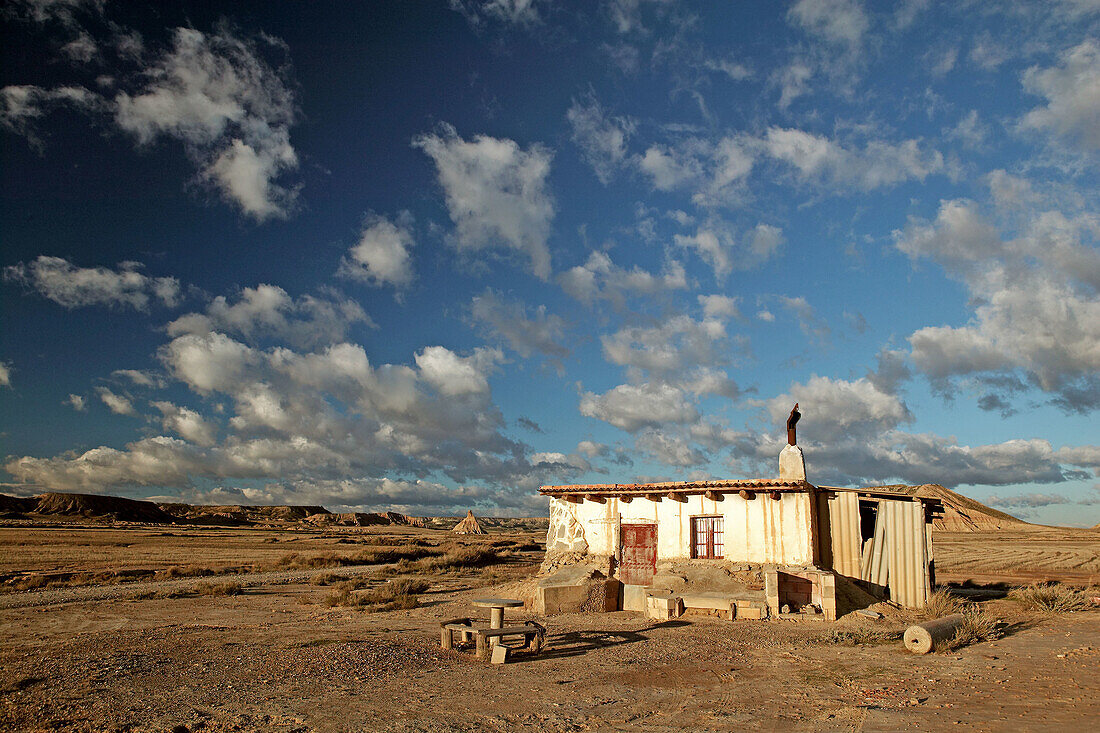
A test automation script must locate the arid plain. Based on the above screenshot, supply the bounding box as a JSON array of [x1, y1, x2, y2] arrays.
[[1, 513, 1098, 732]]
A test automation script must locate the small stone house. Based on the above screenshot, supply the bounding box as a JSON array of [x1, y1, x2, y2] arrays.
[[538, 431, 942, 620]]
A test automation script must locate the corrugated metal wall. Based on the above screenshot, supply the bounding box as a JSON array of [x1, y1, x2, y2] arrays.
[[882, 500, 931, 609], [827, 492, 861, 577], [861, 503, 889, 588], [826, 493, 932, 608]]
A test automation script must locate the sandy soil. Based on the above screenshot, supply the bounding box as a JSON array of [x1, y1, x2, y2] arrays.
[[934, 527, 1100, 585], [1, 524, 1097, 732]]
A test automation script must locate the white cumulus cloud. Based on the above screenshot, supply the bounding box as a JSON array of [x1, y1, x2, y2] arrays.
[[414, 124, 556, 280]]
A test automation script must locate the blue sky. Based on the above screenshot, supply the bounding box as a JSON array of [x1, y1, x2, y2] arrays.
[[1, 0, 1098, 524]]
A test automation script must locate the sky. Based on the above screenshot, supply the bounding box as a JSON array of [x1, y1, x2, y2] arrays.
[[1, 0, 1098, 524]]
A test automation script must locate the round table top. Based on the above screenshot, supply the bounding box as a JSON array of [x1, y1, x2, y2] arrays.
[[471, 598, 524, 608]]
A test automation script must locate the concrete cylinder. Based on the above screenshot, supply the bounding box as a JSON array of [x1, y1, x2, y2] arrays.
[[903, 613, 966, 654]]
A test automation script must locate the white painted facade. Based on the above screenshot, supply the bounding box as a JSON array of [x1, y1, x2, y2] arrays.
[[546, 490, 816, 566]]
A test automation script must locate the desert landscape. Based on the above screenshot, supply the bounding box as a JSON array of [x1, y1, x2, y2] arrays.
[[0, 491, 1097, 732]]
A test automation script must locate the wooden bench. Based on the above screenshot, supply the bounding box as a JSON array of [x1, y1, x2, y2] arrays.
[[439, 617, 477, 649], [474, 621, 546, 661]]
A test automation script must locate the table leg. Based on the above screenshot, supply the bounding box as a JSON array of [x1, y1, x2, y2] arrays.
[[489, 606, 504, 646]]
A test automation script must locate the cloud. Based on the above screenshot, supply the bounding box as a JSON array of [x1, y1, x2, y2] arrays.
[[600, 315, 730, 377], [580, 382, 698, 432], [576, 440, 608, 459], [1021, 40, 1100, 151], [469, 289, 570, 363], [634, 136, 755, 206], [776, 295, 831, 344], [728, 375, 1098, 487], [3, 18, 302, 220], [414, 124, 555, 280], [787, 0, 869, 49], [0, 85, 101, 144], [96, 387, 136, 416], [449, 0, 543, 28], [338, 213, 416, 289], [152, 401, 217, 446], [984, 492, 1073, 509], [566, 93, 635, 184], [516, 416, 543, 433], [6, 330, 541, 502], [112, 26, 301, 221], [698, 294, 741, 320], [65, 393, 85, 410], [4, 256, 180, 310], [557, 250, 687, 308], [674, 221, 783, 279], [895, 198, 1100, 410], [0, 362, 11, 388], [166, 284, 368, 349], [775, 61, 814, 109], [762, 127, 944, 191], [414, 346, 501, 397], [765, 375, 912, 445], [635, 429, 707, 467]]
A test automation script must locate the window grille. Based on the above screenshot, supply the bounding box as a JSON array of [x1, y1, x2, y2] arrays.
[[691, 516, 724, 559]]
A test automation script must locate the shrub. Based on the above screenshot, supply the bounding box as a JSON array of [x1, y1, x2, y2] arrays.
[[194, 581, 242, 596], [321, 578, 427, 611], [921, 589, 968, 619], [825, 628, 902, 646], [1009, 583, 1094, 613], [943, 611, 1001, 651], [310, 571, 347, 586]]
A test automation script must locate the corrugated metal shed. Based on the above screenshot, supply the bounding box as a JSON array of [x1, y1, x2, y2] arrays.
[[821, 487, 939, 609], [827, 491, 861, 578]]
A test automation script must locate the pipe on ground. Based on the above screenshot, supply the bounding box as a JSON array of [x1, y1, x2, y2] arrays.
[[903, 613, 965, 654]]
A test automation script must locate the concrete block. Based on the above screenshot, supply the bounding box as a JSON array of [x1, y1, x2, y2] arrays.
[[645, 595, 682, 621], [535, 582, 589, 615], [622, 584, 649, 612], [491, 645, 509, 665]]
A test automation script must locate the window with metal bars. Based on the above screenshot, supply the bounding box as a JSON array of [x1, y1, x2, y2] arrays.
[[691, 516, 724, 559]]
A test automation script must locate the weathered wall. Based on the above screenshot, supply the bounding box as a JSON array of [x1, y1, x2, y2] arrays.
[[546, 492, 815, 566]]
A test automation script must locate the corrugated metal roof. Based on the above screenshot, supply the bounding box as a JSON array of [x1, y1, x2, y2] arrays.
[[538, 478, 812, 496], [819, 484, 944, 511]]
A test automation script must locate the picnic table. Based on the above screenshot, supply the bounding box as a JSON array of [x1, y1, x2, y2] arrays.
[[471, 597, 524, 635]]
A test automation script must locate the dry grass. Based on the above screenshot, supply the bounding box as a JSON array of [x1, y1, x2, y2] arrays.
[[194, 580, 243, 596], [921, 589, 968, 618], [825, 628, 903, 646], [309, 571, 348, 586], [321, 577, 430, 611], [1008, 583, 1096, 613], [267, 544, 443, 572], [943, 611, 1002, 651]]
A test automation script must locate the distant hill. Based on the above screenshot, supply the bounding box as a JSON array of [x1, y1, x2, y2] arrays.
[[6, 492, 174, 523], [855, 484, 1029, 531], [0, 491, 546, 530]]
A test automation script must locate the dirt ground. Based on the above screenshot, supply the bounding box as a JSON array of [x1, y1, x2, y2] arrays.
[[1, 523, 1098, 732]]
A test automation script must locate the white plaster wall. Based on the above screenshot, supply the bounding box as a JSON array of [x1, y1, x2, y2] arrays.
[[546, 492, 815, 565]]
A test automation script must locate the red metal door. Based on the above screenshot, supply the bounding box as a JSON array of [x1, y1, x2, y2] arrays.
[[620, 523, 657, 586]]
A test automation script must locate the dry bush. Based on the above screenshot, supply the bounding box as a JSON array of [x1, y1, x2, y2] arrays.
[[156, 565, 238, 580], [10, 574, 50, 591], [437, 546, 503, 569], [943, 611, 1002, 651], [269, 544, 441, 572], [1009, 583, 1094, 613], [920, 589, 968, 619], [194, 581, 242, 596], [351, 544, 439, 565], [310, 571, 348, 586], [321, 578, 427, 611], [824, 628, 902, 646]]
